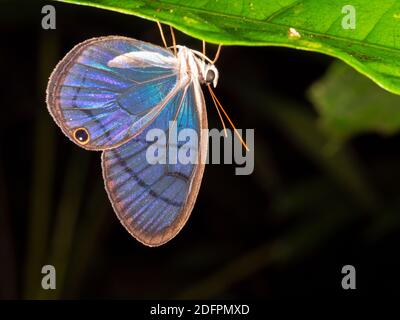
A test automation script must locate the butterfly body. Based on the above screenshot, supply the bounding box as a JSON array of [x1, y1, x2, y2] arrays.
[[46, 36, 218, 246]]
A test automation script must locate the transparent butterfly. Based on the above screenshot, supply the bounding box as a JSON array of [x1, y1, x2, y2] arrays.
[[46, 24, 244, 246]]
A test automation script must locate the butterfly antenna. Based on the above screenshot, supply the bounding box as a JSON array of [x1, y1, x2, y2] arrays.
[[207, 84, 227, 137], [202, 40, 206, 62], [156, 21, 168, 49], [169, 25, 177, 56], [208, 85, 249, 151], [212, 44, 223, 64]]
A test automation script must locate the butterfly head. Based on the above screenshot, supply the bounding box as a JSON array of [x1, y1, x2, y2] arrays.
[[201, 64, 219, 88], [179, 46, 219, 88]]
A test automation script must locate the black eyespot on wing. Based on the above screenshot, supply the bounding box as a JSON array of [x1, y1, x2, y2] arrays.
[[73, 127, 90, 145], [206, 69, 215, 84]]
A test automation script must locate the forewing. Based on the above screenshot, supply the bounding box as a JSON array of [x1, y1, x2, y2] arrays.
[[46, 36, 178, 150], [102, 81, 208, 246]]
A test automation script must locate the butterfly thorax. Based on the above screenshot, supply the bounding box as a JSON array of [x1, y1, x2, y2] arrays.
[[176, 45, 219, 88]]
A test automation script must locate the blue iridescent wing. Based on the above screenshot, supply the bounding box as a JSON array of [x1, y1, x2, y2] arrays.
[[46, 36, 179, 150], [102, 81, 208, 246]]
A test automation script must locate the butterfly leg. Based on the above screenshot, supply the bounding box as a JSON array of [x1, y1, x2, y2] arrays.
[[202, 40, 206, 62], [169, 25, 177, 57], [212, 44, 223, 64], [156, 22, 177, 57], [201, 41, 222, 64], [156, 21, 168, 49]]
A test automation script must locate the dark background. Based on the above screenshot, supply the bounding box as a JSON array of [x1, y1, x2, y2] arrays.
[[1, 0, 399, 299]]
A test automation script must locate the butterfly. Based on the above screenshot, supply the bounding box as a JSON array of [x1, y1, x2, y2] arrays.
[[46, 28, 245, 246]]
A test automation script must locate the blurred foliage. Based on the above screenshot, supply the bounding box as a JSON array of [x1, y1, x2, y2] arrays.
[[1, 0, 400, 300], [55, 0, 400, 95], [310, 61, 400, 142]]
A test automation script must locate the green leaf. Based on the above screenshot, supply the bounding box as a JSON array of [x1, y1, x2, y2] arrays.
[[309, 61, 400, 140], [54, 0, 400, 95]]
